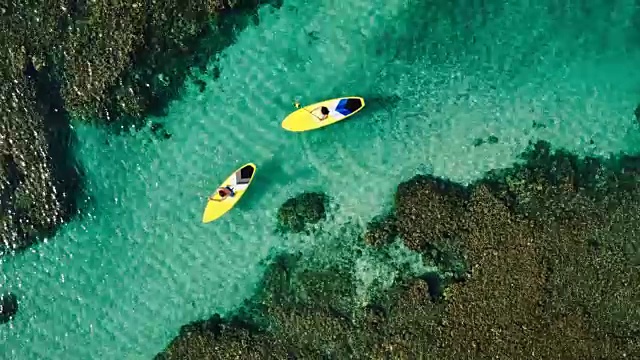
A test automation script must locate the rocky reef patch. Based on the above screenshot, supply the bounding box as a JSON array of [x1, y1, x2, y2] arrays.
[[363, 212, 398, 248], [0, 46, 82, 254], [0, 0, 274, 253], [156, 140, 640, 359], [276, 192, 330, 234], [59, 0, 282, 131]]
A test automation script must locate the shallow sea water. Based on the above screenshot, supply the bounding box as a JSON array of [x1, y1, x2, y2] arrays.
[[1, 0, 640, 358]]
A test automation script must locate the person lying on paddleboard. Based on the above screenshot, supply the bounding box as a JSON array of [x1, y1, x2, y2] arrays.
[[209, 186, 235, 201], [294, 100, 329, 120]]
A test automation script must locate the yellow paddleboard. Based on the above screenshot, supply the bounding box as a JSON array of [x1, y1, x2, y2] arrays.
[[281, 96, 365, 132], [202, 163, 257, 223]]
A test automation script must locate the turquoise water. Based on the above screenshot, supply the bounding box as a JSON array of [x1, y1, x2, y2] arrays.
[[2, 0, 640, 358]]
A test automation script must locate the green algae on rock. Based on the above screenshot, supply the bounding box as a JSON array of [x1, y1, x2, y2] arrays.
[[276, 192, 329, 233]]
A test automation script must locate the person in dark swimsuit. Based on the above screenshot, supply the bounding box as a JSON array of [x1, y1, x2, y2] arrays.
[[294, 100, 329, 120], [209, 186, 235, 201], [317, 106, 330, 120]]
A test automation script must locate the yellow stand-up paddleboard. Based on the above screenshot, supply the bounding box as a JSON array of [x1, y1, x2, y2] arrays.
[[281, 96, 365, 132], [202, 163, 257, 223]]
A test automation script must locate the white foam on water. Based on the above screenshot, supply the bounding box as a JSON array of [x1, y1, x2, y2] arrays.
[[1, 0, 639, 358]]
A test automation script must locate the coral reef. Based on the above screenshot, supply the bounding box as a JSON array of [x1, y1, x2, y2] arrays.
[[0, 47, 81, 253], [155, 313, 284, 360], [393, 174, 470, 282], [363, 212, 398, 247], [157, 140, 640, 359], [394, 174, 469, 252], [276, 192, 329, 233], [61, 0, 277, 128], [158, 251, 443, 359], [0, 0, 270, 252], [2, 0, 273, 127]]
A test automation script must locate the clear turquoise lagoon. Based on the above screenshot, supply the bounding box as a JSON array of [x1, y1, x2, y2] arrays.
[[1, 0, 640, 358]]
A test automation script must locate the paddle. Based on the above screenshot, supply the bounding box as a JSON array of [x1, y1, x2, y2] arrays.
[[293, 99, 326, 120]]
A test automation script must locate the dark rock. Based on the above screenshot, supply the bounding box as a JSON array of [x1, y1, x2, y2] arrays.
[[635, 104, 640, 123], [179, 311, 262, 339], [0, 292, 18, 324], [193, 78, 207, 93], [276, 192, 329, 233], [473, 135, 498, 147], [179, 313, 225, 337], [520, 141, 578, 190]]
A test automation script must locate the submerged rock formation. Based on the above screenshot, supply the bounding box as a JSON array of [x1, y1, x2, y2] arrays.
[[394, 174, 469, 251], [0, 41, 81, 254], [0, 292, 18, 324], [3, 0, 273, 127], [427, 148, 640, 359], [393, 174, 470, 282], [276, 192, 329, 233], [155, 313, 281, 360], [157, 251, 443, 359], [60, 0, 276, 128], [0, 0, 272, 253], [157, 140, 640, 359]]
